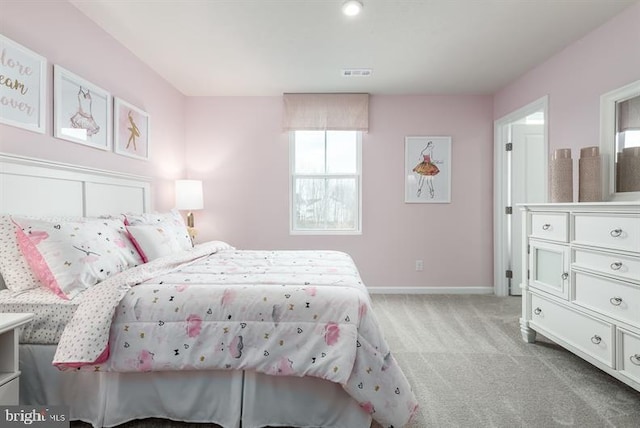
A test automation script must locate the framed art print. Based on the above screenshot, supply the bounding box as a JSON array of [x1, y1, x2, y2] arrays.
[[54, 65, 111, 150], [114, 97, 150, 160], [0, 34, 46, 133], [405, 136, 452, 203]]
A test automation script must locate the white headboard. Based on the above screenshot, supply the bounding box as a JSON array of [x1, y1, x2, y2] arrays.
[[0, 153, 151, 217], [0, 153, 152, 290]]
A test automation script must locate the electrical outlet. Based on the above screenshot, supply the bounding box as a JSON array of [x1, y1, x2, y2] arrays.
[[415, 260, 424, 271]]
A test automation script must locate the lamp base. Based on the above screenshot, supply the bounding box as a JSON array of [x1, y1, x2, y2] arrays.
[[186, 212, 195, 228], [187, 226, 197, 244]]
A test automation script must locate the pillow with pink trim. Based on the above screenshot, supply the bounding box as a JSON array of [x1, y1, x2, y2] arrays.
[[0, 215, 40, 292], [0, 215, 84, 293], [126, 223, 191, 262], [11, 217, 143, 300], [124, 209, 192, 251]]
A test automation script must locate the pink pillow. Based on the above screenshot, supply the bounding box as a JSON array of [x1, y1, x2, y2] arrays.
[[12, 217, 143, 299]]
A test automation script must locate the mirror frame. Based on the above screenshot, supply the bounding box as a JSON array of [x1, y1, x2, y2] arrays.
[[600, 79, 640, 201]]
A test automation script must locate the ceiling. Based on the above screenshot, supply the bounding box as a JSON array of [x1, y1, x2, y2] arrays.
[[69, 0, 637, 96]]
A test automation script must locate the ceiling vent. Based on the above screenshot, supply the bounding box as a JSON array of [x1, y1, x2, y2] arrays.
[[341, 68, 372, 77]]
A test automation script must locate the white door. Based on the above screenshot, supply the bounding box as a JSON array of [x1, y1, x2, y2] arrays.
[[509, 123, 546, 295], [494, 96, 548, 297]]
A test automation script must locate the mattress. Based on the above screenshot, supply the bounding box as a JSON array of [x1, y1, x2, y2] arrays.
[[0, 288, 81, 344]]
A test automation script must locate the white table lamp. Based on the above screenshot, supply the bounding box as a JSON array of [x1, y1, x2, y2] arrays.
[[175, 179, 203, 228]]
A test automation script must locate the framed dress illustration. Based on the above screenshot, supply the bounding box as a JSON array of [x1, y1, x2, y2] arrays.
[[405, 136, 452, 203], [0, 34, 46, 133], [114, 97, 150, 160], [54, 65, 111, 150]]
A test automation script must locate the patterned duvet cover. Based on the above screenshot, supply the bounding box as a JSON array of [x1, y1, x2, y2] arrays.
[[53, 241, 418, 427]]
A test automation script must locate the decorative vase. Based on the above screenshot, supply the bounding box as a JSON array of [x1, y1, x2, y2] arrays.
[[550, 148, 573, 202], [579, 146, 602, 202]]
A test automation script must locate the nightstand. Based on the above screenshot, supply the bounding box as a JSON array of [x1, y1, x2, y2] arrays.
[[0, 313, 34, 405]]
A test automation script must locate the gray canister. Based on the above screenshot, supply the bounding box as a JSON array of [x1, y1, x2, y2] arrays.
[[550, 148, 573, 202], [579, 146, 602, 202]]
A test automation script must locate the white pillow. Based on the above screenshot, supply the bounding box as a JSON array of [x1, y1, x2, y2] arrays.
[[124, 209, 192, 251], [12, 217, 144, 300], [127, 223, 190, 262], [0, 215, 84, 293]]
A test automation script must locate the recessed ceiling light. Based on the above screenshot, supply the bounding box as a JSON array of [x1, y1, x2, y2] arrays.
[[342, 0, 363, 17]]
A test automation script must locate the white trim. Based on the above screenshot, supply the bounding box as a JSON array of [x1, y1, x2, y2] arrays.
[[289, 130, 362, 235], [0, 152, 150, 183], [599, 79, 640, 202], [367, 286, 494, 295], [493, 96, 549, 297], [0, 152, 152, 215]]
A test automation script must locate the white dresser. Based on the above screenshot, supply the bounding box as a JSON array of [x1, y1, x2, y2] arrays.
[[0, 313, 34, 405], [519, 203, 640, 392]]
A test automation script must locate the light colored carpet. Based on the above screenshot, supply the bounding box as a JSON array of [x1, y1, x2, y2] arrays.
[[71, 294, 640, 428], [371, 294, 640, 428]]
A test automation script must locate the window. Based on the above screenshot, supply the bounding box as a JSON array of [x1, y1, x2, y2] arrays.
[[290, 130, 362, 234], [617, 129, 640, 150]]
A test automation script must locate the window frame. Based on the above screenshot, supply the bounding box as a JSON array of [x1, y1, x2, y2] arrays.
[[289, 130, 362, 235]]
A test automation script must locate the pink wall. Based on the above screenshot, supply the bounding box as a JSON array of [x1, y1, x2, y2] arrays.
[[494, 2, 640, 200], [185, 95, 495, 288], [3, 1, 634, 290], [0, 0, 186, 210]]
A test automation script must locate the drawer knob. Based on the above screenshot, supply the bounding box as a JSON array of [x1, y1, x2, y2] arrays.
[[591, 335, 602, 345], [610, 262, 623, 271], [631, 354, 640, 366], [610, 228, 623, 237], [561, 272, 569, 280], [542, 224, 551, 231], [533, 307, 542, 315], [609, 297, 623, 306]]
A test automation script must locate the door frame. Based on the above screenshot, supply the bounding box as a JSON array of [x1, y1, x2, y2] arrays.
[[493, 96, 549, 296]]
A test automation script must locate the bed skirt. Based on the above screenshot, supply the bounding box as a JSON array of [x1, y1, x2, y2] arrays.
[[19, 344, 371, 428]]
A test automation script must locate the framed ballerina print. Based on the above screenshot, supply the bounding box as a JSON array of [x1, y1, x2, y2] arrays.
[[405, 136, 451, 203], [0, 34, 46, 134], [114, 97, 150, 160], [54, 65, 111, 150]]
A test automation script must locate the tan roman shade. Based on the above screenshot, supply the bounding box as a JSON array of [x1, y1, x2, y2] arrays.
[[282, 93, 369, 132], [617, 95, 640, 132]]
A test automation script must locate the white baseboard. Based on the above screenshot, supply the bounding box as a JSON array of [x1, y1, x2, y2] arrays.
[[367, 286, 495, 295]]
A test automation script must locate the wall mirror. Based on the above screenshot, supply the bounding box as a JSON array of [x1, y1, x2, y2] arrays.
[[600, 79, 640, 201]]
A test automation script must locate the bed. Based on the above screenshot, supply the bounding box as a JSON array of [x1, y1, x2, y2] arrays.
[[0, 153, 417, 428]]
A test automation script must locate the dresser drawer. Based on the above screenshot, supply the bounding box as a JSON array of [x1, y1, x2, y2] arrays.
[[573, 213, 640, 254], [573, 249, 640, 284], [618, 328, 640, 386], [573, 271, 640, 327], [530, 293, 613, 367], [531, 213, 568, 242]]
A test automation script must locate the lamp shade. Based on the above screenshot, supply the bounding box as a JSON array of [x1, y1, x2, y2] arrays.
[[175, 180, 204, 210]]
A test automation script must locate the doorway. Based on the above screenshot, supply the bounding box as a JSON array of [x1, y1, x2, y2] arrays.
[[494, 96, 548, 296]]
